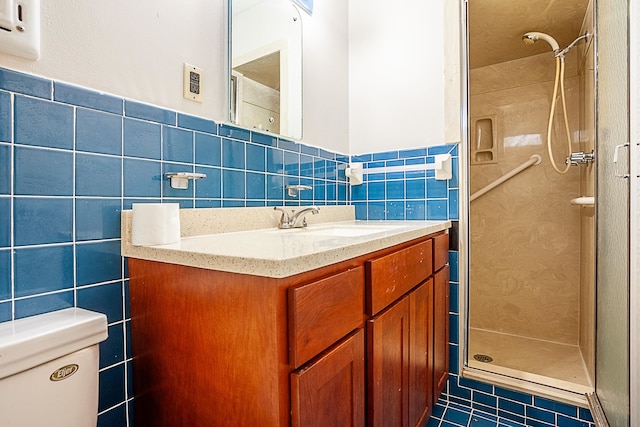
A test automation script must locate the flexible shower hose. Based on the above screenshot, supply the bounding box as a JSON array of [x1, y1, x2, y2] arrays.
[[547, 56, 573, 174]]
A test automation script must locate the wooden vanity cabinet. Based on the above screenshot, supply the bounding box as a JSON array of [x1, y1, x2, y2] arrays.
[[366, 240, 435, 427], [432, 232, 450, 399], [128, 230, 449, 427], [128, 258, 366, 427], [366, 233, 450, 427], [433, 264, 450, 398]]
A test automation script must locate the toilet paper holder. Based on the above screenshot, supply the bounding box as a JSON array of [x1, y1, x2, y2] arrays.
[[164, 172, 207, 189]]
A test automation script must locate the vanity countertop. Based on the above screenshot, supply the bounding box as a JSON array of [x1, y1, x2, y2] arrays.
[[121, 206, 451, 278]]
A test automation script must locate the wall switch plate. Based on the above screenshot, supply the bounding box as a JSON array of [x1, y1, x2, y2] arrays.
[[0, 0, 40, 60], [183, 63, 203, 103]]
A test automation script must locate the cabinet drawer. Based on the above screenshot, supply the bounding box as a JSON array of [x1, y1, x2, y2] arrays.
[[289, 267, 364, 368], [366, 240, 432, 315], [433, 232, 449, 271]]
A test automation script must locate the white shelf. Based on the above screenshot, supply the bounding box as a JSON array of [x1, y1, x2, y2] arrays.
[[570, 196, 595, 206]]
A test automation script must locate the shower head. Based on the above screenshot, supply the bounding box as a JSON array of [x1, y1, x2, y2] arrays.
[[522, 31, 560, 51]]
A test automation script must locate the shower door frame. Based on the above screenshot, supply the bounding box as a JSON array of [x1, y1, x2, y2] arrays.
[[457, 0, 598, 407], [457, 0, 470, 387], [458, 0, 639, 420]]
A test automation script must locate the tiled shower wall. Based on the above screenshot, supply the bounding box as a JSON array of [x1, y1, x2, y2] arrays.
[[468, 53, 582, 344], [0, 66, 593, 427]]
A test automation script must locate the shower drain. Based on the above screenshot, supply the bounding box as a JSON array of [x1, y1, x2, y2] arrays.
[[473, 354, 494, 363]]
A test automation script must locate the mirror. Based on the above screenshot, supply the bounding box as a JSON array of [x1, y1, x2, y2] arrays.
[[230, 0, 303, 139]]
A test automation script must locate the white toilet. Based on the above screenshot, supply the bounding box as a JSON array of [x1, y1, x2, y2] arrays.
[[0, 308, 108, 427]]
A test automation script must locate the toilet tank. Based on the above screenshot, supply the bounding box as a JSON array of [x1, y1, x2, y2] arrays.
[[0, 308, 108, 427]]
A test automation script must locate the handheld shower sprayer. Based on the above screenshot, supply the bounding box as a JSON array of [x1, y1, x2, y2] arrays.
[[522, 32, 560, 51], [521, 31, 592, 174], [521, 31, 590, 59]]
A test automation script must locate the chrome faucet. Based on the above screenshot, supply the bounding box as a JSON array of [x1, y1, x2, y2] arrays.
[[566, 150, 595, 166], [274, 206, 320, 229]]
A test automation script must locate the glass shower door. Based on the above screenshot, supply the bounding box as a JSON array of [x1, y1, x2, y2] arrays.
[[630, 1, 640, 425], [593, 0, 631, 425]]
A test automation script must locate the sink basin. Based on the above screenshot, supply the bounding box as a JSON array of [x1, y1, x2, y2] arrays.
[[302, 225, 400, 237], [266, 223, 408, 238]]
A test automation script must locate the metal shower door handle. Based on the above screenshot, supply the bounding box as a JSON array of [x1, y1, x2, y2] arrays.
[[613, 143, 630, 178]]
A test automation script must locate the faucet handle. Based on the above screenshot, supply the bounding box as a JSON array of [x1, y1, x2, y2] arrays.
[[274, 207, 291, 227]]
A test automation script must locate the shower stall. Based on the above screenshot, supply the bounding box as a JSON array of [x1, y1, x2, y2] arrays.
[[464, 0, 596, 405]]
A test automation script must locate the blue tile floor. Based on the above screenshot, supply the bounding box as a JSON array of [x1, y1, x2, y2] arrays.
[[427, 399, 594, 427]]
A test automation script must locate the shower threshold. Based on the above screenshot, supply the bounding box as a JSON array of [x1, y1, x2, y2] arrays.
[[464, 328, 593, 406]]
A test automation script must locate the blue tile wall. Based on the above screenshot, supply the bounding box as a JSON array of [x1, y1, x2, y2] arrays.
[[0, 68, 52, 99], [14, 95, 74, 149], [351, 145, 458, 221], [76, 108, 123, 156], [14, 198, 73, 245], [125, 99, 175, 125], [0, 67, 349, 427], [54, 82, 124, 115], [14, 146, 74, 195]]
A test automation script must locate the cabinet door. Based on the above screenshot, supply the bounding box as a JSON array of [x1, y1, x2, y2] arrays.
[[433, 265, 450, 399], [409, 279, 434, 426], [291, 329, 365, 427], [368, 296, 410, 427]]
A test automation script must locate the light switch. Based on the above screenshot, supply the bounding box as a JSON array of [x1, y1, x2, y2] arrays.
[[183, 63, 203, 103], [0, 0, 40, 60]]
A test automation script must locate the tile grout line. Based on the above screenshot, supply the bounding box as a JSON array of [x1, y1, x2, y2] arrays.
[[9, 92, 15, 321]]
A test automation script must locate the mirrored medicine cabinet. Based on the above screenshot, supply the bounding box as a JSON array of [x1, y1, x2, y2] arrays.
[[229, 0, 303, 140]]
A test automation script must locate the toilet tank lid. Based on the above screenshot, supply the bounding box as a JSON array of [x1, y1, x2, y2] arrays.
[[0, 308, 108, 380]]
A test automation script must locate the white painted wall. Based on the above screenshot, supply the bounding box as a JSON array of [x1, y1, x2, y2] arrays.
[[444, 0, 462, 145], [299, 0, 350, 153], [348, 0, 446, 154], [0, 0, 454, 156], [0, 0, 228, 119]]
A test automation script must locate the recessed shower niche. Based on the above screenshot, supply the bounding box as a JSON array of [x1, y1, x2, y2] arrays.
[[471, 115, 497, 164]]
